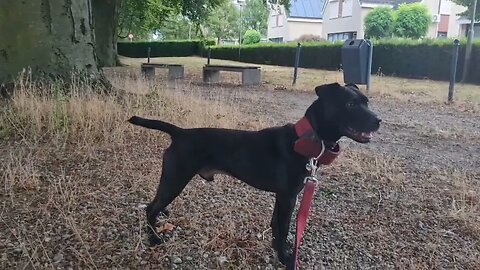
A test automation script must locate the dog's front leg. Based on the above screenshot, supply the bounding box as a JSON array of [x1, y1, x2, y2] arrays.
[[271, 194, 296, 269]]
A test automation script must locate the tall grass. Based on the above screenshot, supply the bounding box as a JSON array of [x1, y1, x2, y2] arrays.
[[0, 70, 248, 148]]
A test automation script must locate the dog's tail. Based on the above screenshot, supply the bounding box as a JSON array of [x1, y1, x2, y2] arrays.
[[128, 116, 182, 136]]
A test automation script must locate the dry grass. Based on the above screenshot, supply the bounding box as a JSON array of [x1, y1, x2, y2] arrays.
[[121, 56, 480, 110]]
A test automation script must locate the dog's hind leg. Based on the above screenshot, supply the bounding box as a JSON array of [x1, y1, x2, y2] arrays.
[[271, 194, 296, 269], [146, 147, 197, 245]]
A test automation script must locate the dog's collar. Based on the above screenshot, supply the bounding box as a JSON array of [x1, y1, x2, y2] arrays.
[[293, 117, 340, 165]]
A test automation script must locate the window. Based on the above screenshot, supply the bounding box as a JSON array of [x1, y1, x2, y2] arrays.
[[327, 32, 357, 42], [343, 0, 353, 17], [437, 32, 448, 38], [269, 37, 284, 43], [330, 1, 339, 19]]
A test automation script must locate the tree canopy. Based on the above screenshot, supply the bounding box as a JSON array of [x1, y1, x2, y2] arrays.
[[206, 1, 240, 43], [451, 0, 480, 21], [243, 0, 270, 35], [364, 7, 395, 39], [394, 3, 431, 39]]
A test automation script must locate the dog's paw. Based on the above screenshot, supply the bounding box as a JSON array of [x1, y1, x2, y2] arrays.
[[278, 252, 295, 270], [148, 234, 164, 246]]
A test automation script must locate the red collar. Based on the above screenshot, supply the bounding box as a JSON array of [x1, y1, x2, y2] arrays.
[[293, 117, 340, 165]]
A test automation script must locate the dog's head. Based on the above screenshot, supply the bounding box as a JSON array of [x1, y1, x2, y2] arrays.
[[305, 82, 381, 143]]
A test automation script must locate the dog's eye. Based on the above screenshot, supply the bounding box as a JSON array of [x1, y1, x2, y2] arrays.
[[346, 101, 357, 108]]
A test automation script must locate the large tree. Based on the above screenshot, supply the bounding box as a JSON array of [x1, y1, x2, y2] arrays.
[[243, 0, 269, 35], [0, 0, 102, 84], [206, 1, 240, 44], [0, 0, 291, 85]]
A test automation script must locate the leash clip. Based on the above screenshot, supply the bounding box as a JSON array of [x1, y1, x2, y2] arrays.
[[306, 157, 319, 176]]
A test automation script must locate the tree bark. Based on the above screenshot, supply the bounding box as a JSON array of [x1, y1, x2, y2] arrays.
[[92, 0, 119, 67], [0, 0, 102, 84]]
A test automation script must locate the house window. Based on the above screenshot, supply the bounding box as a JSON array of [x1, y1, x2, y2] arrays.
[[330, 1, 339, 19], [343, 0, 353, 17], [328, 32, 357, 42], [269, 37, 283, 43], [437, 32, 448, 38], [273, 10, 283, 27]]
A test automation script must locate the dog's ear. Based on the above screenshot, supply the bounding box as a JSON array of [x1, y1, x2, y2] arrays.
[[345, 83, 359, 90], [314, 83, 341, 97]]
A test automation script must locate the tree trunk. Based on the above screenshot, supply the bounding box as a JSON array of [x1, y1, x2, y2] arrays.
[[92, 0, 119, 67], [0, 0, 102, 84]]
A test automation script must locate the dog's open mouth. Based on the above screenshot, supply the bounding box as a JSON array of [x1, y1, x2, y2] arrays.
[[345, 127, 375, 143]]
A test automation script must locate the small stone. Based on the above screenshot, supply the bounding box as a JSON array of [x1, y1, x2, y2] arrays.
[[185, 256, 193, 261], [44, 237, 51, 242], [218, 255, 228, 265], [172, 256, 182, 264], [53, 253, 63, 263], [256, 233, 262, 239]]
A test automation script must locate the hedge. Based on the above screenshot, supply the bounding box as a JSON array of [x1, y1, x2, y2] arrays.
[[206, 39, 480, 84], [117, 40, 215, 58]]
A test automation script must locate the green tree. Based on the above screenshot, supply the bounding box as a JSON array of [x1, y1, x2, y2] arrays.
[[118, 0, 174, 40], [158, 16, 197, 40], [364, 7, 395, 39], [394, 3, 431, 39], [243, 0, 269, 35], [242, 29, 261, 44], [206, 1, 240, 44], [451, 0, 480, 21]]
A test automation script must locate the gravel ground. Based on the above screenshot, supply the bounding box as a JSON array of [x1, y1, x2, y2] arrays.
[[1, 82, 479, 269]]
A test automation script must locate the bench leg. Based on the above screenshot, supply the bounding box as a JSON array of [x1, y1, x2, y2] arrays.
[[242, 69, 261, 86], [167, 66, 184, 80], [203, 68, 220, 84], [141, 66, 155, 80]]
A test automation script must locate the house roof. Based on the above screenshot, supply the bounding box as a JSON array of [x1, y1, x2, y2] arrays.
[[361, 0, 421, 8], [289, 0, 325, 19]]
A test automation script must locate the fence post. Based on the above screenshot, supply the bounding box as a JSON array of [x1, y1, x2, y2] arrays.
[[366, 40, 373, 95], [147, 47, 151, 63], [292, 43, 302, 86], [207, 47, 211, 65], [448, 39, 460, 103]]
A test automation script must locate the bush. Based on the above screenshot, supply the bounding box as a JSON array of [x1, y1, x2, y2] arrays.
[[242, 30, 261, 45], [394, 3, 431, 39], [364, 7, 394, 39], [295, 34, 326, 42], [117, 40, 215, 58], [207, 39, 480, 84]]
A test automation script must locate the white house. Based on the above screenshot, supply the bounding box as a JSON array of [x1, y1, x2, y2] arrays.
[[267, 0, 473, 42], [267, 0, 325, 42]]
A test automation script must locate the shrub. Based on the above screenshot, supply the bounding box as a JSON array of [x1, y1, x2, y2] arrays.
[[242, 30, 261, 45], [394, 3, 431, 39], [117, 40, 215, 58], [295, 34, 326, 42], [364, 7, 395, 39], [207, 39, 480, 84]]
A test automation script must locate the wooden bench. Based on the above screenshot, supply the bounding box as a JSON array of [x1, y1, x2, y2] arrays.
[[203, 64, 261, 86], [141, 63, 184, 81]]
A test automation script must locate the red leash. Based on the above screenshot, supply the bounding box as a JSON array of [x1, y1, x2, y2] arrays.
[[292, 117, 341, 269], [294, 179, 317, 269]]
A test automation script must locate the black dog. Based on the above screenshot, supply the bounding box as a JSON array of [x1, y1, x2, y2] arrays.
[[128, 83, 381, 268]]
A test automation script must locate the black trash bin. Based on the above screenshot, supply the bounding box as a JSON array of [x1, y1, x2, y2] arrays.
[[341, 39, 372, 85]]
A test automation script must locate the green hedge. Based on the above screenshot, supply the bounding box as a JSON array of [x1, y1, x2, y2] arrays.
[[117, 40, 215, 58], [206, 39, 480, 84]]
